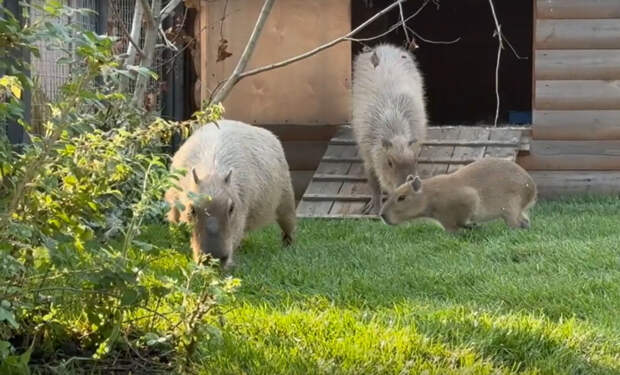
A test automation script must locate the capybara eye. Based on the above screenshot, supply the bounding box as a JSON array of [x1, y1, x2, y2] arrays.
[[189, 205, 196, 216], [397, 195, 406, 202], [388, 159, 394, 168], [228, 202, 235, 215]]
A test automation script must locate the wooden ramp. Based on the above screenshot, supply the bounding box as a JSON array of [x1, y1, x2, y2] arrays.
[[297, 126, 530, 218]]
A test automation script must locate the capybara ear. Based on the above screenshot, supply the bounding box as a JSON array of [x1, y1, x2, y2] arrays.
[[406, 175, 415, 183], [410, 176, 422, 193], [224, 168, 233, 184], [381, 138, 392, 148], [191, 167, 200, 185], [371, 51, 380, 68]]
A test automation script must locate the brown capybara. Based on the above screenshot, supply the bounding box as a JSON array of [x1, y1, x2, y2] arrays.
[[380, 158, 537, 232]]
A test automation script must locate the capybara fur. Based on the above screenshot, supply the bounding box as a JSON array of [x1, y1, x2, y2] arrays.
[[380, 158, 537, 232], [351, 43, 428, 214], [164, 120, 296, 267]]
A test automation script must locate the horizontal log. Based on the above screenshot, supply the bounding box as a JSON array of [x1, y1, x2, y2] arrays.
[[535, 50, 620, 80], [536, 80, 620, 110], [530, 171, 620, 197], [518, 140, 620, 170], [302, 194, 371, 202], [322, 157, 478, 164], [537, 0, 620, 19], [533, 110, 620, 140], [330, 139, 520, 147], [536, 19, 620, 49], [313, 174, 367, 182]]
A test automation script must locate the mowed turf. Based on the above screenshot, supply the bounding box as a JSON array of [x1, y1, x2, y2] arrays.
[[149, 196, 620, 374]]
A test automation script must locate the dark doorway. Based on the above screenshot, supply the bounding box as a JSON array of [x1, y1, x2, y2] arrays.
[[351, 0, 533, 125]]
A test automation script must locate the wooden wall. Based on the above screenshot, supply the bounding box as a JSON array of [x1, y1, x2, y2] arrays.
[[519, 0, 620, 197]]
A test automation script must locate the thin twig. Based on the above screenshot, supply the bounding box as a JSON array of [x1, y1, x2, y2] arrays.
[[398, 1, 410, 45], [487, 0, 503, 127], [233, 0, 407, 85], [407, 27, 461, 45], [501, 30, 528, 60], [348, 0, 429, 44], [160, 0, 183, 22]]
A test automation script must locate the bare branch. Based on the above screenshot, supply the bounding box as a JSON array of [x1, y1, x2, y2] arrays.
[[133, 0, 162, 108], [398, 1, 410, 46], [233, 0, 407, 84], [138, 0, 156, 29], [488, 0, 503, 127], [160, 0, 183, 22], [125, 0, 144, 67], [347, 0, 429, 44], [407, 27, 461, 45], [210, 0, 276, 105]]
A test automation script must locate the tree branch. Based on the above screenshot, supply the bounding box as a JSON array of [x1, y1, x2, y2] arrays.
[[160, 0, 183, 23], [210, 0, 276, 105], [228, 0, 407, 90], [110, 0, 144, 59], [133, 0, 162, 108], [488, 0, 503, 127]]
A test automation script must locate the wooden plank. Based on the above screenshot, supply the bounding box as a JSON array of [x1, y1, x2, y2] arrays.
[[530, 171, 620, 197], [330, 138, 520, 147], [330, 161, 370, 215], [322, 157, 480, 164], [313, 174, 366, 182], [518, 140, 620, 170], [533, 110, 620, 140], [537, 0, 620, 19], [536, 19, 620, 49], [484, 128, 521, 160], [304, 194, 371, 202], [296, 144, 355, 216], [448, 128, 489, 173], [535, 50, 620, 80], [536, 80, 620, 110]]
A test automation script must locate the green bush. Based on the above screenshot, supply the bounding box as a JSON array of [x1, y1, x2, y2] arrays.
[[0, 3, 235, 373]]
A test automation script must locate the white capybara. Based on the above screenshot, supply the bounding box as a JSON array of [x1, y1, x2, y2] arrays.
[[352, 43, 428, 214], [380, 158, 537, 232], [164, 120, 296, 267]]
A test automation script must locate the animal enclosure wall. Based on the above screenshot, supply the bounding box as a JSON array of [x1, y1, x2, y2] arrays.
[[204, 0, 351, 125], [519, 0, 620, 196]]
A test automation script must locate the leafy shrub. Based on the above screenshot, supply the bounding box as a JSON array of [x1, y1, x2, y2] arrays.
[[0, 3, 235, 373]]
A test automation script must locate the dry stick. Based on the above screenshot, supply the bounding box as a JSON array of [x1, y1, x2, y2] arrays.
[[348, 0, 429, 44], [210, 0, 276, 105], [398, 1, 411, 46], [488, 0, 503, 127], [160, 0, 183, 22], [407, 26, 461, 45], [228, 0, 407, 90]]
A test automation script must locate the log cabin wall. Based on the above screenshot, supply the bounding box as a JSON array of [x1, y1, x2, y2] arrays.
[[518, 0, 620, 196]]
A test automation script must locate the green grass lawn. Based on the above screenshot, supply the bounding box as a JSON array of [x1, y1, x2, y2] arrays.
[[148, 196, 620, 374]]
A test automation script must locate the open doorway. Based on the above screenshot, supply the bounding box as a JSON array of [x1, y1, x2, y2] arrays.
[[351, 0, 533, 125]]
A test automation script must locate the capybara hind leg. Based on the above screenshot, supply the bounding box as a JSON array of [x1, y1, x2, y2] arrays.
[[362, 168, 382, 215], [277, 189, 296, 246]]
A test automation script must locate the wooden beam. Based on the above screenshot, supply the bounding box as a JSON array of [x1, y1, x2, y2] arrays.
[[199, 1, 208, 104], [535, 19, 620, 49], [537, 0, 620, 19], [518, 140, 620, 170], [302, 194, 371, 202], [530, 171, 620, 197], [322, 157, 484, 164], [329, 139, 521, 147], [533, 110, 620, 140], [536, 80, 620, 110], [535, 50, 620, 80]]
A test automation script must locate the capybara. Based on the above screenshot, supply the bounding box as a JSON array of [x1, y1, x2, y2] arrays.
[[351, 43, 428, 214], [164, 120, 296, 267], [380, 158, 537, 232]]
